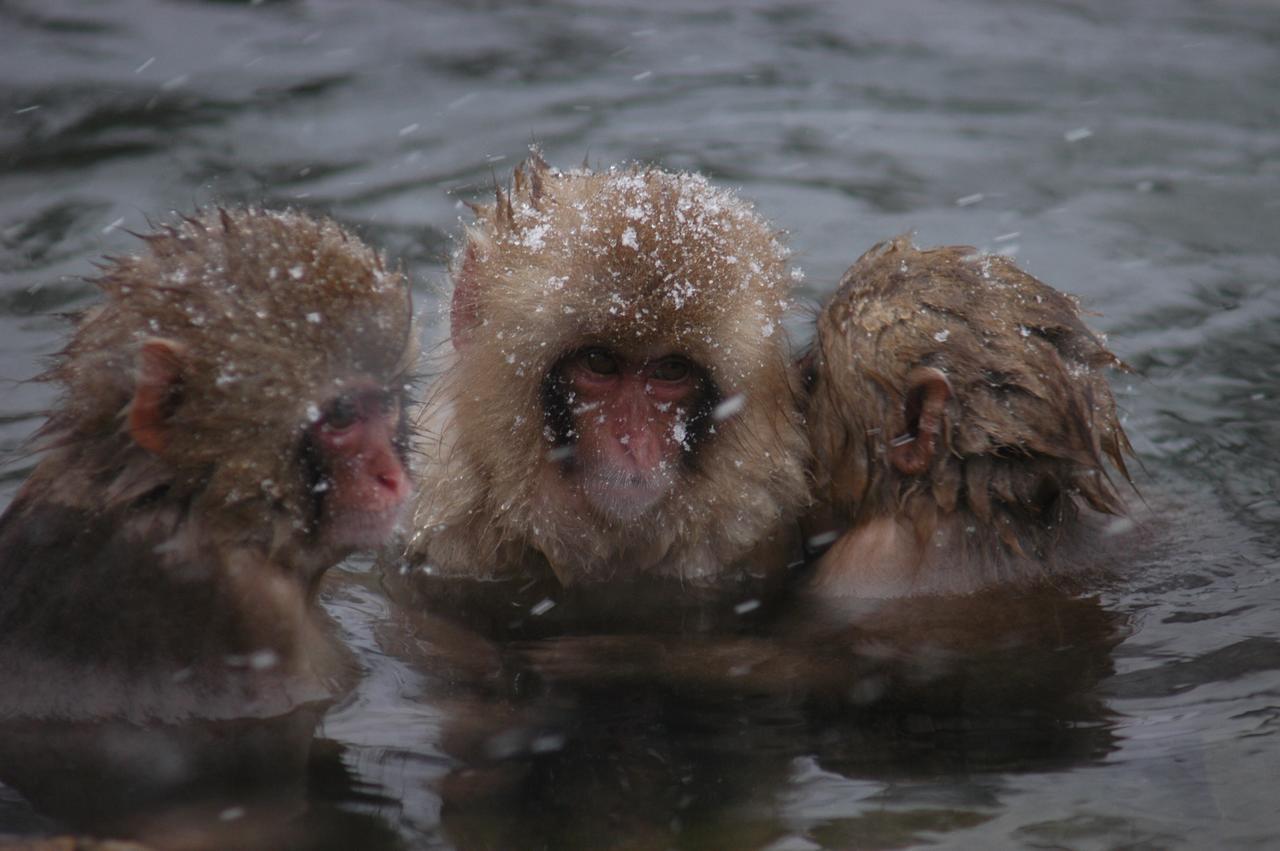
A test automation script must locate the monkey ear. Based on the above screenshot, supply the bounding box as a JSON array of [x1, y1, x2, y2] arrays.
[[888, 367, 952, 476], [128, 339, 186, 455]]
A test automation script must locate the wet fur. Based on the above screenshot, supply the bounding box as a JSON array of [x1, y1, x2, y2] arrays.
[[806, 236, 1133, 594]]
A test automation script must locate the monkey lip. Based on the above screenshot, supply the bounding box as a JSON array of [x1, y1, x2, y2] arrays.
[[321, 505, 405, 553], [580, 468, 674, 521]]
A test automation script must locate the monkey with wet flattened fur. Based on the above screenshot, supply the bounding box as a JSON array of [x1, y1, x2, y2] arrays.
[[0, 208, 416, 720], [803, 236, 1133, 597]]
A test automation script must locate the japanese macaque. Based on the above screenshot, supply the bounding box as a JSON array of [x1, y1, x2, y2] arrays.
[[0, 208, 416, 721], [803, 236, 1133, 598], [390, 154, 809, 630]]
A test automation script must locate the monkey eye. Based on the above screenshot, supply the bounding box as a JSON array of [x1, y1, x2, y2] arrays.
[[377, 391, 402, 419], [582, 348, 620, 376], [321, 396, 361, 431], [649, 357, 691, 382]]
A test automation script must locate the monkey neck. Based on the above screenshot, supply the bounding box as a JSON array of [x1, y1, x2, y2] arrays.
[[26, 439, 329, 589], [517, 464, 674, 581], [539, 505, 684, 584], [810, 494, 1073, 598]]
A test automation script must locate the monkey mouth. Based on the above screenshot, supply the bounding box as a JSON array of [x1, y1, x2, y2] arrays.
[[579, 467, 674, 522], [320, 506, 405, 553]]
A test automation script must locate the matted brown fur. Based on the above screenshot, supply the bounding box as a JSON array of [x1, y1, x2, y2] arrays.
[[807, 236, 1132, 564], [404, 155, 809, 584], [31, 207, 415, 559]]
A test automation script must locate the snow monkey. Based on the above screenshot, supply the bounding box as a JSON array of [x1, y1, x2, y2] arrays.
[[803, 236, 1133, 598], [390, 153, 810, 633], [0, 208, 416, 720]]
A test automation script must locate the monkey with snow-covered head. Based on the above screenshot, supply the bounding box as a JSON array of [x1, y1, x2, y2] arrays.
[[392, 154, 810, 629]]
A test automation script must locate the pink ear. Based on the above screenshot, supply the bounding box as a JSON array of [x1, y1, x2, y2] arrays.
[[888, 367, 952, 476], [128, 339, 185, 455], [450, 243, 481, 350]]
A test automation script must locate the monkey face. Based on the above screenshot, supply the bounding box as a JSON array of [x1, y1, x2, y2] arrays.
[[306, 381, 412, 554], [546, 346, 710, 522]]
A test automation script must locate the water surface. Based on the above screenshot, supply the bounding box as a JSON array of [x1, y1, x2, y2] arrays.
[[1, 1, 1278, 848]]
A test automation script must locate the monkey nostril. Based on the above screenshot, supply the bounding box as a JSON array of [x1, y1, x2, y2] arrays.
[[375, 468, 407, 496]]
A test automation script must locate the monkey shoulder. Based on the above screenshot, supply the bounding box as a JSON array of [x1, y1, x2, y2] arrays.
[[0, 496, 343, 720]]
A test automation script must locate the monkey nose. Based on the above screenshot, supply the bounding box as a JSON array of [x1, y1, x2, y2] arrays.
[[365, 450, 410, 501], [615, 432, 664, 472], [377, 469, 406, 495]]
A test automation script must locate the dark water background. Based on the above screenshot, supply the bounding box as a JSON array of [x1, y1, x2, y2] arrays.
[[1, 1, 1278, 848]]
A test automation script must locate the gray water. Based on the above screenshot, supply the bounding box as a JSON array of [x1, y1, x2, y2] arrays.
[[1, 1, 1278, 848]]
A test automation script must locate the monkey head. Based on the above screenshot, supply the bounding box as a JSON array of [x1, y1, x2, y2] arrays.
[[409, 154, 809, 584], [42, 208, 417, 572], [805, 236, 1132, 558]]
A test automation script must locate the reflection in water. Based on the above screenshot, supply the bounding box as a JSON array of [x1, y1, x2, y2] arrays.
[[376, 585, 1126, 850], [0, 707, 403, 850]]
